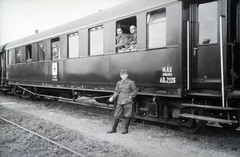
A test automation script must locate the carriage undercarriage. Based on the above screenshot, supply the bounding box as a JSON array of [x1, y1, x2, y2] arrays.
[[5, 83, 239, 134]]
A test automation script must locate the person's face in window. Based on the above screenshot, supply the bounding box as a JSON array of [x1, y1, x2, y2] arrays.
[[130, 26, 136, 34], [117, 28, 123, 36]]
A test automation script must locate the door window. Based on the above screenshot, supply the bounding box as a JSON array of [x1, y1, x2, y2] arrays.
[[198, 1, 218, 44]]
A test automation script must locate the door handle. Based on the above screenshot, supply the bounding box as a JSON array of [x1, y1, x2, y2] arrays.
[[193, 47, 199, 56]]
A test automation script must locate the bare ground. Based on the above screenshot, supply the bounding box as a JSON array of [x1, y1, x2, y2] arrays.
[[0, 94, 240, 157]]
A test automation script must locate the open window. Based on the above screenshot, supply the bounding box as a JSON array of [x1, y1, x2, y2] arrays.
[[26, 45, 32, 63], [37, 41, 45, 61], [147, 9, 166, 49], [51, 38, 60, 60], [116, 16, 137, 52], [68, 32, 79, 58], [16, 47, 21, 64]]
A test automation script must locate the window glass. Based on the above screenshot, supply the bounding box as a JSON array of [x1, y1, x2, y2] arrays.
[[51, 38, 60, 60], [68, 32, 79, 58], [89, 26, 104, 56], [8, 49, 14, 65], [116, 17, 137, 52], [8, 50, 11, 65], [147, 9, 166, 49], [26, 45, 32, 63], [16, 47, 21, 64], [198, 1, 218, 44], [37, 41, 45, 61]]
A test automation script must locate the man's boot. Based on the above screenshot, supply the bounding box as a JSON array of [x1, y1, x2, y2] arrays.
[[122, 118, 131, 134], [107, 118, 119, 134]]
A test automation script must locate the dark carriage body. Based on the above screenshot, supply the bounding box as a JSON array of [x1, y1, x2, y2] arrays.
[[6, 0, 182, 97]]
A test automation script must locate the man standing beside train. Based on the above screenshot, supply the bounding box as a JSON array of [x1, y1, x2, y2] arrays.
[[107, 69, 138, 134]]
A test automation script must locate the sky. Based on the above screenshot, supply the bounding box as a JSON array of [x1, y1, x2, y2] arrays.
[[0, 0, 129, 46]]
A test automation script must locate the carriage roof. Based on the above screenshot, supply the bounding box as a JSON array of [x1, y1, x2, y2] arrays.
[[5, 0, 177, 50]]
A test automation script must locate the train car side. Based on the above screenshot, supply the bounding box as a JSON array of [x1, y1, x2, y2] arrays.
[[2, 0, 240, 133], [5, 0, 182, 96]]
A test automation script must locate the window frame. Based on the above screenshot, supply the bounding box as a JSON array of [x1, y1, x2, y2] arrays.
[[197, 1, 218, 45], [115, 16, 137, 53], [68, 32, 80, 58], [8, 49, 14, 65], [51, 37, 60, 60], [89, 25, 104, 56], [37, 41, 46, 61], [25, 45, 32, 63], [146, 8, 167, 49], [15, 47, 21, 64]]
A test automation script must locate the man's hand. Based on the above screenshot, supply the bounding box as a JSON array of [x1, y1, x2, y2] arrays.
[[109, 97, 114, 102]]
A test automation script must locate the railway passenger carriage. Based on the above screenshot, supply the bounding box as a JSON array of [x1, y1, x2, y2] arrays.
[[1, 0, 240, 133]]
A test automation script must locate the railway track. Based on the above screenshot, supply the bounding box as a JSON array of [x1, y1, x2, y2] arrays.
[[0, 116, 86, 157], [8, 95, 240, 146], [70, 101, 240, 150], [1, 94, 240, 157], [83, 106, 240, 150]]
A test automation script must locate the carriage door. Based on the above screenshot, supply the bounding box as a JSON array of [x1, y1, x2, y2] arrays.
[[190, 0, 221, 89]]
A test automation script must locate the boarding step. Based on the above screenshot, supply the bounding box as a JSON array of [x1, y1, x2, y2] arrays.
[[176, 113, 238, 124], [182, 103, 239, 111], [187, 93, 221, 97], [139, 107, 149, 112], [2, 88, 11, 92]]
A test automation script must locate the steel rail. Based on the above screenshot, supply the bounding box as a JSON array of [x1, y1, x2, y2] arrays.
[[0, 116, 86, 157], [1, 98, 239, 153]]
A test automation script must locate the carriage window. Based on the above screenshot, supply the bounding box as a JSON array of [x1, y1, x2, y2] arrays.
[[26, 45, 32, 63], [68, 32, 79, 58], [89, 26, 104, 56], [198, 1, 218, 44], [147, 9, 166, 49], [116, 16, 137, 52], [16, 47, 21, 64], [37, 41, 45, 61], [8, 49, 14, 65], [51, 38, 60, 60]]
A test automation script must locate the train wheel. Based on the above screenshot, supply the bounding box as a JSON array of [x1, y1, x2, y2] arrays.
[[178, 119, 206, 134], [28, 93, 35, 101], [178, 109, 207, 134], [219, 123, 240, 130]]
